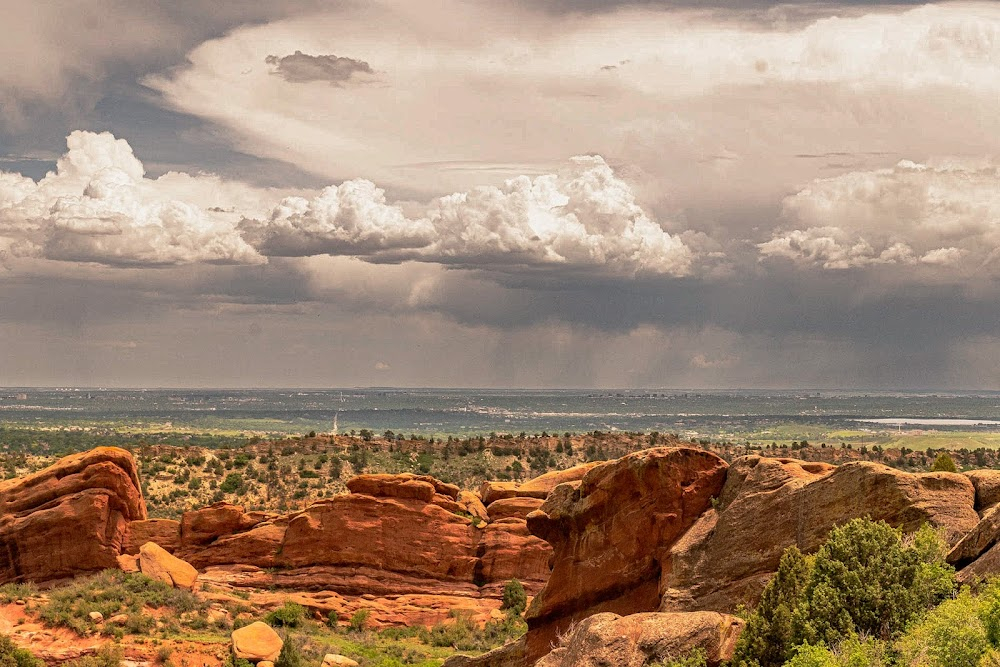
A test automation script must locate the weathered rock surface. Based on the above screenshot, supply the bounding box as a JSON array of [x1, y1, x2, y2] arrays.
[[479, 464, 598, 508], [442, 638, 527, 667], [459, 491, 489, 524], [278, 494, 479, 582], [966, 470, 1000, 515], [138, 542, 198, 590], [0, 446, 146, 583], [476, 519, 551, 587], [124, 519, 180, 554], [662, 457, 979, 613], [322, 655, 360, 667], [486, 498, 544, 522], [534, 612, 743, 667], [232, 621, 283, 662], [179, 502, 262, 549], [184, 521, 287, 570], [524, 447, 728, 662]]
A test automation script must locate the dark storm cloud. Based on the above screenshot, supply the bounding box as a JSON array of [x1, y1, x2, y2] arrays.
[[265, 51, 374, 85]]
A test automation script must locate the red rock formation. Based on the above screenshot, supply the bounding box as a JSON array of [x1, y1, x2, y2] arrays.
[[123, 519, 180, 554], [533, 611, 743, 667], [486, 498, 544, 522], [523, 447, 728, 662], [0, 447, 146, 583], [661, 456, 979, 613], [477, 519, 550, 591], [179, 502, 262, 549]]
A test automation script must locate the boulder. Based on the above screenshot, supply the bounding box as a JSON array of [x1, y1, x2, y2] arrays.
[[232, 621, 283, 662], [662, 457, 979, 613], [347, 473, 460, 501], [0, 447, 146, 583], [179, 502, 260, 549], [524, 447, 728, 662], [518, 462, 600, 497], [322, 655, 360, 667], [117, 554, 140, 573], [139, 542, 199, 590], [124, 519, 180, 554], [480, 482, 526, 506], [966, 470, 1000, 515], [534, 611, 743, 667], [486, 498, 544, 522], [458, 491, 489, 524]]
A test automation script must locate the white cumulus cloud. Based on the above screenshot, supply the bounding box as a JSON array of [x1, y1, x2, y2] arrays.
[[0, 131, 263, 267], [240, 155, 693, 277], [760, 159, 1000, 274]]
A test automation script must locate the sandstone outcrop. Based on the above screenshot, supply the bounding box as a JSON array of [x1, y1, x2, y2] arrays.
[[476, 519, 551, 587], [232, 621, 283, 662], [479, 463, 598, 507], [534, 611, 743, 667], [180, 502, 262, 548], [523, 447, 728, 662], [966, 470, 1000, 515], [443, 639, 527, 667], [322, 655, 360, 667], [139, 542, 199, 590], [0, 447, 146, 583], [486, 498, 544, 522], [124, 518, 180, 554], [661, 457, 979, 613]]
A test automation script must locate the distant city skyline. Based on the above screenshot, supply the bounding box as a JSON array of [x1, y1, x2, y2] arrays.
[[2, 0, 1000, 389]]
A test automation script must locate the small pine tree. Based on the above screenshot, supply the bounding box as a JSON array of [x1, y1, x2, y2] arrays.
[[931, 453, 958, 473]]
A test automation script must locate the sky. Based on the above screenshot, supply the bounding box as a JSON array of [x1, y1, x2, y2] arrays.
[[2, 0, 1000, 389]]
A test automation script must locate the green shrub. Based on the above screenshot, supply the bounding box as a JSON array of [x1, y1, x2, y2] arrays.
[[0, 634, 43, 667], [731, 546, 811, 667], [897, 588, 990, 667], [275, 634, 306, 667], [501, 579, 527, 617], [931, 453, 958, 473], [264, 602, 307, 628], [794, 519, 954, 646], [733, 519, 954, 667], [650, 648, 707, 667], [349, 609, 371, 633]]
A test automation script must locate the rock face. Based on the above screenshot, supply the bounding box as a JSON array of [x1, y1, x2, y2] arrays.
[[661, 457, 980, 613], [232, 621, 283, 662], [0, 447, 146, 583], [523, 447, 729, 662], [180, 502, 262, 548], [166, 471, 552, 628], [534, 612, 744, 667], [486, 498, 544, 522], [138, 542, 198, 590], [966, 470, 1000, 515], [124, 519, 180, 554]]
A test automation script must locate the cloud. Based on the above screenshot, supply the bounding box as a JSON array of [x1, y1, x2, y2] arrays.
[[760, 160, 1000, 274], [0, 131, 263, 267], [265, 50, 374, 84], [240, 155, 693, 277], [239, 179, 433, 256]]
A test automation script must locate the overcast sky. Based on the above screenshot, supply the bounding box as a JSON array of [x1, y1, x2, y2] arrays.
[[2, 0, 1000, 389]]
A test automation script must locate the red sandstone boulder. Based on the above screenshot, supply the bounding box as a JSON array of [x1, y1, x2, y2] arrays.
[[534, 612, 743, 667], [518, 462, 600, 497], [523, 447, 728, 662], [185, 521, 287, 569], [139, 542, 198, 590], [179, 502, 261, 549], [486, 497, 544, 522], [348, 473, 460, 501], [458, 491, 489, 524], [661, 457, 979, 613], [124, 519, 180, 554], [0, 447, 146, 583]]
